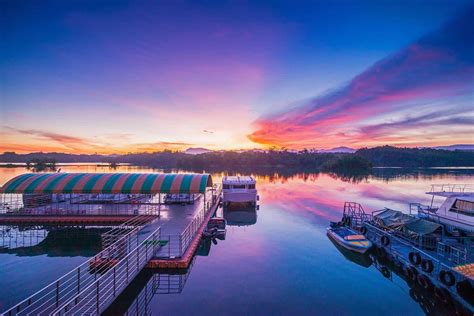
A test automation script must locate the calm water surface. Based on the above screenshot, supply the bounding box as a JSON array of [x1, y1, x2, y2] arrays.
[[0, 165, 472, 315]]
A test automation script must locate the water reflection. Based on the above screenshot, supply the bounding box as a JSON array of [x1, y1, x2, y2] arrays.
[[104, 255, 199, 315], [0, 225, 107, 257], [366, 249, 471, 316], [223, 206, 258, 227], [1, 165, 473, 315]]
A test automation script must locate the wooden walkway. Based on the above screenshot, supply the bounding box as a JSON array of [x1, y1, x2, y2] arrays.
[[147, 198, 219, 269]]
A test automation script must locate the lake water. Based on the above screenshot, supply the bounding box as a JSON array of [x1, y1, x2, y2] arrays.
[[0, 165, 473, 315]]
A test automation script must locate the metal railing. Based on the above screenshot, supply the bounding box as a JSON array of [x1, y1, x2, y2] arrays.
[[101, 215, 155, 249], [2, 225, 142, 316], [157, 187, 221, 259], [53, 226, 161, 315], [343, 202, 372, 227], [429, 184, 474, 194]]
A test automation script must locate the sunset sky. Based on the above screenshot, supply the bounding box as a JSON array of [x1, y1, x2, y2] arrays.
[[1, 1, 473, 154]]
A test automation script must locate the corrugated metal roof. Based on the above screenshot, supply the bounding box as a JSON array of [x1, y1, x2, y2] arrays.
[[0, 173, 212, 194]]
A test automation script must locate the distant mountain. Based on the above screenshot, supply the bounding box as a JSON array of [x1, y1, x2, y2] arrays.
[[184, 147, 212, 155], [433, 144, 474, 151], [320, 146, 356, 153]]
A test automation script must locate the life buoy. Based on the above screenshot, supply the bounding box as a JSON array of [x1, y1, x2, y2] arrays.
[[381, 266, 390, 278], [360, 226, 368, 235], [405, 265, 418, 282], [421, 259, 434, 273], [434, 286, 452, 305], [409, 252, 422, 266], [439, 270, 456, 287], [455, 280, 473, 305], [381, 235, 390, 247], [417, 273, 432, 290]]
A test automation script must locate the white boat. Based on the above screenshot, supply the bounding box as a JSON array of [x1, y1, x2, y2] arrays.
[[327, 225, 372, 254], [222, 176, 258, 205], [414, 184, 474, 235]]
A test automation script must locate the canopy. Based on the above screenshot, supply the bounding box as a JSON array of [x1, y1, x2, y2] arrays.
[[374, 208, 442, 235], [0, 173, 213, 194]]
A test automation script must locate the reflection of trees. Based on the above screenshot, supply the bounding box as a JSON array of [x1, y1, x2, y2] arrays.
[[204, 167, 473, 185], [26, 159, 57, 172], [326, 170, 371, 184]]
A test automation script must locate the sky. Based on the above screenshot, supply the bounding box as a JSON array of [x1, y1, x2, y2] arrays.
[[1, 0, 473, 154]]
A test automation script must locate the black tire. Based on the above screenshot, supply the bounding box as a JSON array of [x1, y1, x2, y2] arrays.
[[421, 259, 434, 273], [405, 265, 418, 282], [417, 273, 432, 290], [439, 270, 456, 287], [381, 235, 390, 247], [409, 252, 422, 266], [434, 286, 452, 305], [456, 280, 474, 305], [360, 226, 368, 235]]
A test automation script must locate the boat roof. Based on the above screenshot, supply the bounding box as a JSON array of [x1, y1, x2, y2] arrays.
[[427, 184, 474, 198], [222, 176, 255, 184], [0, 173, 213, 194]]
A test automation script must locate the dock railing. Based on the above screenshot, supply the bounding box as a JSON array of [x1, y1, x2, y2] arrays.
[[428, 184, 474, 194], [52, 226, 161, 315], [158, 186, 221, 259], [2, 225, 142, 316], [364, 221, 470, 274]]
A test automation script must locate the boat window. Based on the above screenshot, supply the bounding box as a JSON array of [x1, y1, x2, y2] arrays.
[[223, 184, 230, 189], [248, 184, 255, 189], [233, 185, 246, 189], [449, 199, 474, 216]]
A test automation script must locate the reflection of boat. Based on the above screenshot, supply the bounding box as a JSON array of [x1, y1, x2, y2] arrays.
[[327, 234, 373, 268], [327, 224, 372, 254], [223, 207, 257, 226]]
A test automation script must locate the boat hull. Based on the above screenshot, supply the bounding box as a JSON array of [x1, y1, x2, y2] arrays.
[[222, 191, 257, 203]]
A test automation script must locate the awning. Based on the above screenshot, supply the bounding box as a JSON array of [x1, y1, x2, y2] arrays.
[[374, 208, 442, 235], [0, 173, 213, 194]]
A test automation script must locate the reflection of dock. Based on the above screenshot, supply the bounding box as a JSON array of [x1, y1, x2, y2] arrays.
[[104, 257, 197, 316], [0, 215, 148, 225], [0, 226, 108, 257]]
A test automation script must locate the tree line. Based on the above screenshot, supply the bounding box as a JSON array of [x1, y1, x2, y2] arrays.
[[1, 146, 473, 171]]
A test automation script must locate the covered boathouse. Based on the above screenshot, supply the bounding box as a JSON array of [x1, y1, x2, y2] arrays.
[[0, 172, 213, 222]]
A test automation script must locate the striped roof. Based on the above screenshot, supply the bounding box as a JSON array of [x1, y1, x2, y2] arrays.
[[0, 173, 213, 194]]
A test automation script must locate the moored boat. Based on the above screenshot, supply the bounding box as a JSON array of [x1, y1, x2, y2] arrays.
[[327, 225, 372, 254]]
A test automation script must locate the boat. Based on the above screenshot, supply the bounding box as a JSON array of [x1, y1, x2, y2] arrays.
[[222, 176, 258, 206], [327, 224, 372, 254], [203, 217, 226, 239], [412, 184, 474, 235]]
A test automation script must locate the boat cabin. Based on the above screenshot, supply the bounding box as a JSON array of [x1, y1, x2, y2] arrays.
[[222, 176, 258, 205]]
